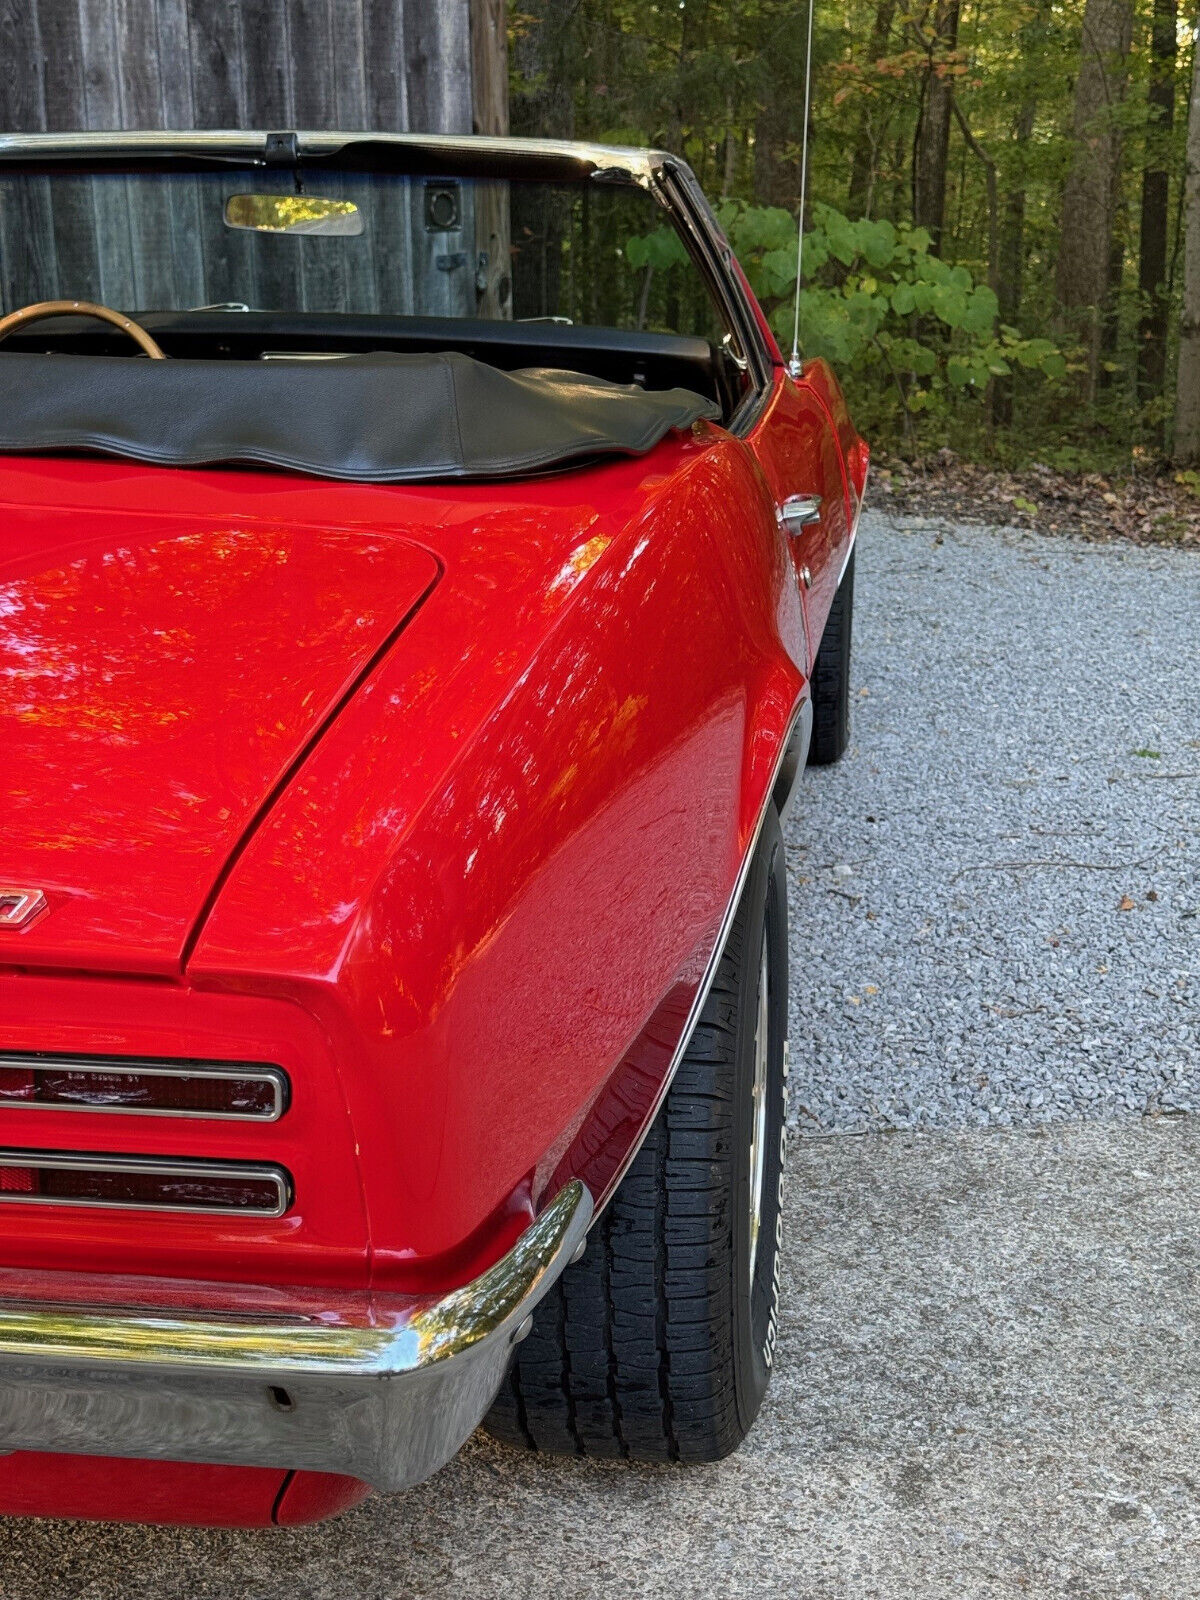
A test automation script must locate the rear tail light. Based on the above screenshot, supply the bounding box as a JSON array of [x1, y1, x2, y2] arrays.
[[0, 1054, 287, 1121], [0, 1152, 291, 1216]]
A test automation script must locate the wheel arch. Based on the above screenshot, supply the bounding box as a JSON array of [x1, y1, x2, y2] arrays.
[[550, 677, 809, 1221]]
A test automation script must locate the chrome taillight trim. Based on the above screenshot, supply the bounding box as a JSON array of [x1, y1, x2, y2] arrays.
[[0, 1053, 289, 1122], [0, 1151, 292, 1218]]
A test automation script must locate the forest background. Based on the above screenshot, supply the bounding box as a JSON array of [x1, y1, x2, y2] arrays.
[[508, 0, 1200, 483]]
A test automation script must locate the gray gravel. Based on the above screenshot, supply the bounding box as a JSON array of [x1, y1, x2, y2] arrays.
[[3, 1117, 1199, 1599], [787, 511, 1200, 1133]]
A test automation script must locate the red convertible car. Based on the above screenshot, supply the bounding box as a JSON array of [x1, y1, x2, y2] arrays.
[[0, 131, 865, 1526]]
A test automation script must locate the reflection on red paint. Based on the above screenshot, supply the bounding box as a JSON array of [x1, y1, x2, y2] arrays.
[[0, 353, 862, 1525]]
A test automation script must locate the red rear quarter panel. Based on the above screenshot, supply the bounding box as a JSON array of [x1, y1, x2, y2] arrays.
[[0, 426, 809, 1298], [188, 426, 808, 1285]]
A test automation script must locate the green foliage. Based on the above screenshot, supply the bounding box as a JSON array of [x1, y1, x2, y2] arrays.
[[629, 201, 1067, 439], [624, 228, 690, 274], [512, 0, 1194, 469]]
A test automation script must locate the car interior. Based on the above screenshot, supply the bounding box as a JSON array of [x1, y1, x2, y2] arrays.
[[0, 310, 746, 421], [0, 163, 756, 477]]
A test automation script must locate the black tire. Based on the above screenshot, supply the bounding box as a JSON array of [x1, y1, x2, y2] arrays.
[[807, 546, 855, 766], [484, 808, 789, 1463]]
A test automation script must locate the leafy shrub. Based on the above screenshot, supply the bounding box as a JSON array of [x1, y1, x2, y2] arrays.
[[629, 201, 1067, 444]]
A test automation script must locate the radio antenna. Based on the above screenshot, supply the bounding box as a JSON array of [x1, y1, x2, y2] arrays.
[[789, 0, 817, 378]]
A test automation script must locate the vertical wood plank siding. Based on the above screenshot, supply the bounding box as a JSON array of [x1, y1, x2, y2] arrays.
[[0, 0, 494, 318], [0, 0, 475, 136]]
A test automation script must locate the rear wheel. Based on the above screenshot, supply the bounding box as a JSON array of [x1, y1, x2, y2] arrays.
[[807, 546, 855, 766], [484, 809, 789, 1462]]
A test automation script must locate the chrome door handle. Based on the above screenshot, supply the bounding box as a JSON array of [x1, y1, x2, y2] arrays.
[[777, 494, 823, 531]]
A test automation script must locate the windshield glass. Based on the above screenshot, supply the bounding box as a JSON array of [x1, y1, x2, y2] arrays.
[[0, 167, 726, 340]]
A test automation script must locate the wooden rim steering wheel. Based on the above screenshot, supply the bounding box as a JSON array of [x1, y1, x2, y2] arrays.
[[0, 300, 167, 358]]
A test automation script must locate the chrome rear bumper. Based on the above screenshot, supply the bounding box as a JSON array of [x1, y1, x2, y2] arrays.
[[0, 1180, 591, 1492]]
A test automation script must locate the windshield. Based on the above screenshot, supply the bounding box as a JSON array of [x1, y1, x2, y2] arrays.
[[0, 167, 726, 340]]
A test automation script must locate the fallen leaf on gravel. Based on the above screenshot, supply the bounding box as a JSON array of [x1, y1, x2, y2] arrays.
[[1118, 895, 1136, 911]]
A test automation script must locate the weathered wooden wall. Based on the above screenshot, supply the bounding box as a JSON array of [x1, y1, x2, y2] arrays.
[[0, 0, 510, 320], [0, 0, 485, 138]]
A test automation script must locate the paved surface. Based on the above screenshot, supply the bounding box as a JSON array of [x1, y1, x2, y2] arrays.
[[2, 1119, 1197, 1599], [1, 515, 1197, 1596]]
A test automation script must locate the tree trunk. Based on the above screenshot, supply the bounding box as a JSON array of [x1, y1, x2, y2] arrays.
[[994, 55, 1041, 427], [1174, 27, 1200, 462], [1056, 0, 1134, 401], [1099, 154, 1129, 386], [509, 0, 576, 138], [753, 108, 792, 206], [1137, 0, 1178, 409], [912, 1, 961, 252], [848, 0, 897, 217], [997, 117, 1034, 333]]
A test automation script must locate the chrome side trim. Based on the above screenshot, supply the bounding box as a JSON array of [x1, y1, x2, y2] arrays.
[[0, 1151, 292, 1218], [0, 1053, 289, 1122], [0, 1179, 592, 1491], [595, 697, 810, 1215], [837, 457, 870, 588], [0, 1055, 289, 1122]]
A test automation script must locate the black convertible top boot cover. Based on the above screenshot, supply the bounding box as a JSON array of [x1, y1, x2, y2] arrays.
[[0, 351, 720, 482]]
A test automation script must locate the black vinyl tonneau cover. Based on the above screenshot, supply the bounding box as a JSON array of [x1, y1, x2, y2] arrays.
[[0, 351, 720, 482]]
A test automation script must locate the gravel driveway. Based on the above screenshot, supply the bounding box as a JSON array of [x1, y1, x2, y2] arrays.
[[788, 512, 1199, 1132], [0, 512, 1196, 1598]]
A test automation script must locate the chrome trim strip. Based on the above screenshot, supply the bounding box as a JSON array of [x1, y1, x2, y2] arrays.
[[595, 696, 811, 1215], [0, 1179, 592, 1490], [0, 1053, 289, 1122], [0, 1151, 292, 1218], [837, 457, 870, 588], [0, 130, 671, 183]]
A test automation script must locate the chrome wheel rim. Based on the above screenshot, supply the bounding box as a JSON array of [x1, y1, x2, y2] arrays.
[[748, 935, 770, 1283]]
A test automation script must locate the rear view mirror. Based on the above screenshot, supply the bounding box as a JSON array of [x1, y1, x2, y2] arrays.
[[224, 194, 363, 236]]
